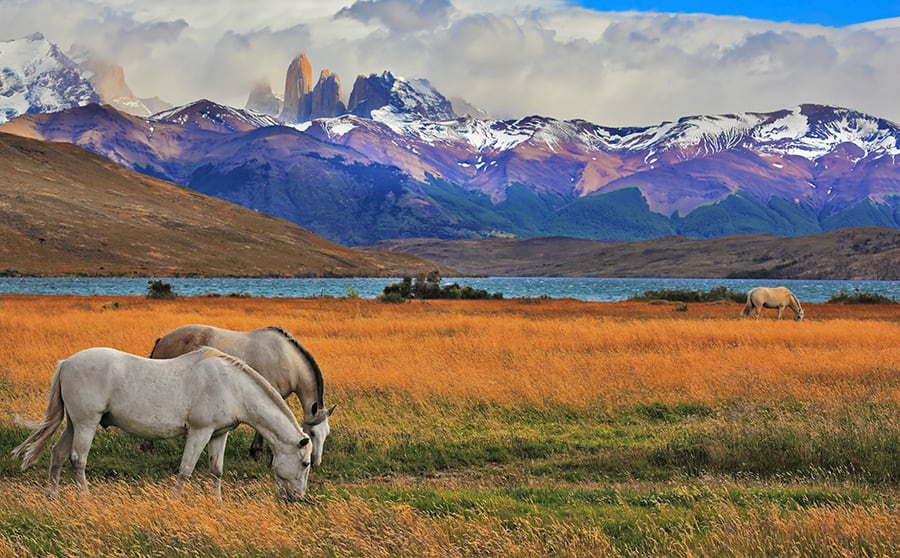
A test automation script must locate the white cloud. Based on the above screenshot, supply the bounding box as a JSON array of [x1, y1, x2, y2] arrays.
[[336, 0, 453, 32], [1, 1, 898, 126]]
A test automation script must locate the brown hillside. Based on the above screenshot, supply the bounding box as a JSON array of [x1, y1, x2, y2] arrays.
[[364, 228, 900, 280], [0, 132, 438, 277]]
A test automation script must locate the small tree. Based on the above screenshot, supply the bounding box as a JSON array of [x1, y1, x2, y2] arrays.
[[379, 272, 501, 302], [147, 280, 176, 299]]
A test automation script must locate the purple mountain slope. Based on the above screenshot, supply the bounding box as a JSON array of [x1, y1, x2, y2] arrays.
[[2, 86, 898, 244]]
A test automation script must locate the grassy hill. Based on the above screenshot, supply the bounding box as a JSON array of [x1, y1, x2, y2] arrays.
[[0, 132, 438, 278], [364, 227, 900, 280]]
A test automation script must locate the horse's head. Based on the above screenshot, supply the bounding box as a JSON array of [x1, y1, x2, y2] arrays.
[[304, 402, 337, 467], [271, 436, 312, 502], [794, 307, 804, 321]]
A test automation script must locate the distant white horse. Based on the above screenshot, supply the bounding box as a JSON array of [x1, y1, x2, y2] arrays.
[[741, 286, 804, 321], [12, 347, 312, 501], [149, 325, 335, 466]]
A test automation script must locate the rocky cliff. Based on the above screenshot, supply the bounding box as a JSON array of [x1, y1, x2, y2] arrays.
[[280, 53, 313, 122], [245, 80, 282, 116], [311, 70, 345, 118]]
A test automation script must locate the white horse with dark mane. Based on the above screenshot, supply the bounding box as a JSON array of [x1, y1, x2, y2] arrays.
[[12, 347, 312, 501], [149, 325, 335, 466], [741, 286, 804, 321]]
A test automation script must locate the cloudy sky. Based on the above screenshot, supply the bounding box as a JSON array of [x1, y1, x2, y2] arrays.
[[2, 0, 899, 126]]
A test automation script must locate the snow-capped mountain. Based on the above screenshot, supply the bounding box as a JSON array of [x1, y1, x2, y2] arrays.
[[1, 36, 898, 244], [0, 33, 100, 124], [151, 99, 282, 133], [347, 71, 456, 123], [304, 103, 900, 218]]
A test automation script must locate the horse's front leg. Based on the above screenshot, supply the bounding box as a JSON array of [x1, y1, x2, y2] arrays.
[[776, 306, 785, 319], [174, 426, 214, 495], [249, 431, 266, 461], [207, 432, 229, 501]]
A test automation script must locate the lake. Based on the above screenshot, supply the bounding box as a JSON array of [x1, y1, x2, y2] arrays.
[[0, 277, 897, 302]]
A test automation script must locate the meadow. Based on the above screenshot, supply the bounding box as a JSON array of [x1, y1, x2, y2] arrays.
[[0, 295, 897, 557]]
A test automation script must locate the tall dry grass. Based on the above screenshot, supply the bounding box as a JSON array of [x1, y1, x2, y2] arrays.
[[2, 296, 897, 417], [0, 295, 897, 556]]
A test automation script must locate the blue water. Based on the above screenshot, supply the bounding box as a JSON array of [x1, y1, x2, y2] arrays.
[[0, 276, 897, 303]]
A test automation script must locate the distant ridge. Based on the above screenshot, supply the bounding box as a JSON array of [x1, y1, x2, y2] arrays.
[[363, 228, 900, 280]]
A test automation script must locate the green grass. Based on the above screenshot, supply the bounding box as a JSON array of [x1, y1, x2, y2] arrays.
[[3, 396, 897, 556], [5, 398, 897, 487]]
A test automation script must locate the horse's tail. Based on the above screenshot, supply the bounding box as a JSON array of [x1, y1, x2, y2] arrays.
[[11, 361, 66, 470], [148, 337, 162, 358], [740, 296, 753, 317]]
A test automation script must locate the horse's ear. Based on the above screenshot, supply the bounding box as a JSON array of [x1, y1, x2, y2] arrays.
[[298, 437, 310, 448], [327, 404, 337, 417]]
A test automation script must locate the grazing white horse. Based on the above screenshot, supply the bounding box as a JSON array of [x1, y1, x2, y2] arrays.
[[741, 286, 804, 321], [12, 347, 312, 501], [150, 325, 335, 466]]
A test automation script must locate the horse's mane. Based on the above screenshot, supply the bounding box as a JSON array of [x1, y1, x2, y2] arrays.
[[265, 326, 325, 407], [199, 347, 300, 428]]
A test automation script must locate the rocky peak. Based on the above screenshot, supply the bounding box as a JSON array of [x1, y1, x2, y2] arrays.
[[267, 53, 457, 123], [280, 53, 313, 122], [76, 54, 165, 117], [310, 70, 345, 119], [245, 79, 282, 116], [347, 72, 393, 119], [347, 71, 455, 121]]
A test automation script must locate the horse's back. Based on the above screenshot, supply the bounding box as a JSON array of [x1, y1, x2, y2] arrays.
[[61, 347, 205, 403], [749, 286, 792, 305], [151, 324, 220, 358], [61, 347, 243, 439]]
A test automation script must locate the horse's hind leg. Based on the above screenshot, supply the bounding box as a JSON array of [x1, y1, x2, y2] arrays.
[[207, 432, 229, 500], [47, 418, 75, 497], [69, 419, 99, 492]]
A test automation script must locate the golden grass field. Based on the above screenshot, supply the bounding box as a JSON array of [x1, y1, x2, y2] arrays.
[[0, 295, 898, 556]]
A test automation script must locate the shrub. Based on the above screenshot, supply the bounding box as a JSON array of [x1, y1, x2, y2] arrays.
[[828, 288, 897, 304], [379, 271, 502, 302], [629, 285, 744, 303], [146, 280, 176, 299]]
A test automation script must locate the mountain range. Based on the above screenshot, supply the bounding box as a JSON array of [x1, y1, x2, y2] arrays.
[[2, 34, 899, 249]]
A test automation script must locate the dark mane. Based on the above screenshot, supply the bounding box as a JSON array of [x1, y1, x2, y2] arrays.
[[265, 326, 325, 407]]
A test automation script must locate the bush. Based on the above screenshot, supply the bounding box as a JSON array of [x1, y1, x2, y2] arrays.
[[379, 271, 502, 302], [828, 288, 897, 304], [629, 285, 744, 303], [146, 280, 176, 299]]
